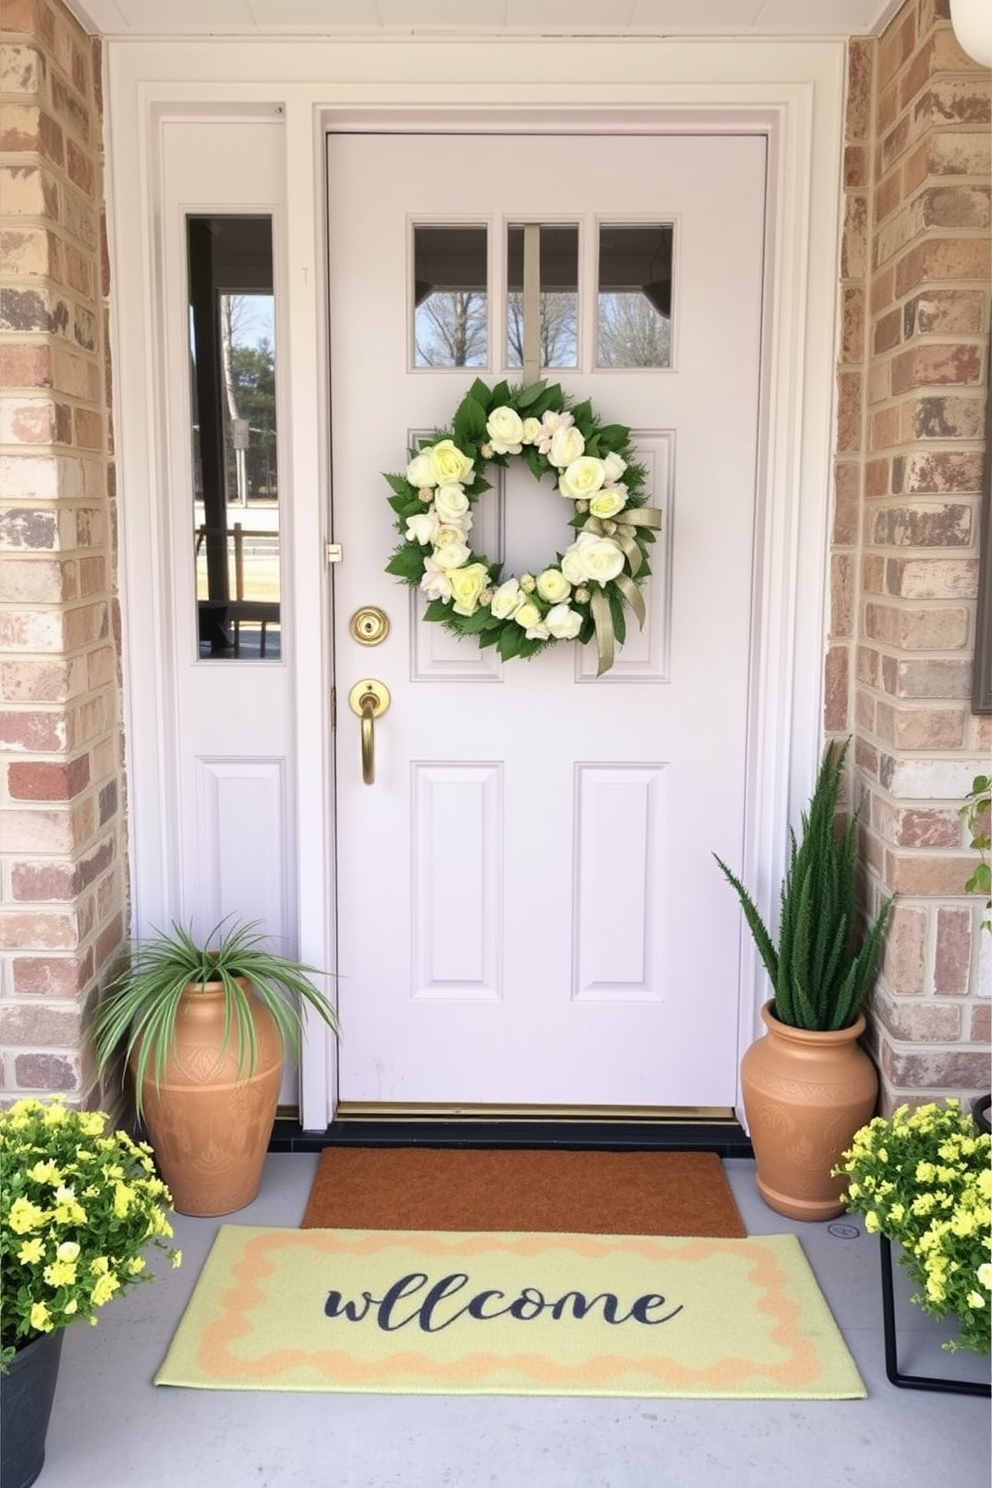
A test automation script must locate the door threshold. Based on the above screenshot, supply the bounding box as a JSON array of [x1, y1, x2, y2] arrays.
[[270, 1106, 752, 1157]]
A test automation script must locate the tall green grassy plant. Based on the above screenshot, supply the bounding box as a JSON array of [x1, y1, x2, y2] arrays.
[[714, 739, 893, 1031], [93, 918, 338, 1120]]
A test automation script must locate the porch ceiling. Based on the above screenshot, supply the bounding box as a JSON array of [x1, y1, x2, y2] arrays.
[[63, 0, 904, 40]]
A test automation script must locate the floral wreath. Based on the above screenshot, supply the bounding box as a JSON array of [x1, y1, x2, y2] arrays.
[[384, 378, 661, 675]]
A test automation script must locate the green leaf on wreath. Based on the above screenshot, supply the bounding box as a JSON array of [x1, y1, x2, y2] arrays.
[[454, 397, 488, 447], [498, 625, 524, 660], [609, 586, 627, 646], [385, 472, 411, 496], [386, 546, 426, 582], [516, 381, 547, 409]]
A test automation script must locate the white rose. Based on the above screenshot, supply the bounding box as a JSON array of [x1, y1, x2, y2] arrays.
[[448, 562, 490, 617], [434, 483, 470, 525], [432, 541, 471, 570], [559, 456, 607, 501], [536, 567, 570, 604], [588, 486, 628, 520], [519, 573, 536, 593], [486, 406, 524, 455], [549, 425, 586, 469], [569, 533, 626, 586], [428, 439, 475, 487], [420, 559, 452, 602], [545, 603, 583, 641], [515, 600, 543, 631], [521, 417, 542, 445], [406, 450, 435, 488], [603, 452, 628, 484], [491, 578, 524, 619], [432, 524, 465, 548], [405, 511, 437, 545]]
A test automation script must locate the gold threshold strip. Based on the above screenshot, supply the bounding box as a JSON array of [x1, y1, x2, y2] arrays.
[[333, 1102, 737, 1124]]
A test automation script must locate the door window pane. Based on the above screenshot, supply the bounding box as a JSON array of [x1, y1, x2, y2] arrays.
[[188, 215, 281, 660], [506, 223, 578, 370], [597, 224, 673, 368], [413, 225, 488, 367]]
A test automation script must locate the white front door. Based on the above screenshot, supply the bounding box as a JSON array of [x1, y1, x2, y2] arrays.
[[327, 130, 765, 1111]]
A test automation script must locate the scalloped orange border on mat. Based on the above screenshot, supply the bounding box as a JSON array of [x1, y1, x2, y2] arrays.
[[189, 1231, 841, 1392]]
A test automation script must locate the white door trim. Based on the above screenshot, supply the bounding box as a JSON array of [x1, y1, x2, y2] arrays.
[[105, 38, 845, 1131]]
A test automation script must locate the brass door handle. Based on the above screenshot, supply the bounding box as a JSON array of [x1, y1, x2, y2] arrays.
[[347, 680, 390, 785]]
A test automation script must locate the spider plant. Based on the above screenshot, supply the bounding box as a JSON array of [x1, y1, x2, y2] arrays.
[[93, 918, 338, 1119], [714, 738, 894, 1031]]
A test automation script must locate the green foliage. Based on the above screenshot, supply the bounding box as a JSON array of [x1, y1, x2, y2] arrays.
[[1, 1098, 181, 1368], [835, 1100, 991, 1354], [960, 773, 991, 932], [714, 738, 893, 1031], [92, 919, 338, 1121]]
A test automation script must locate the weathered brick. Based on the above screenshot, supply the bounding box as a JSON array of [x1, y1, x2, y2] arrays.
[[865, 601, 968, 649], [823, 645, 850, 733], [846, 38, 874, 139], [879, 1044, 990, 1091], [0, 910, 78, 950], [842, 195, 868, 280], [0, 1005, 86, 1046], [881, 904, 928, 993], [871, 502, 971, 547], [873, 306, 902, 355], [913, 184, 990, 231], [7, 754, 90, 800], [915, 78, 992, 130], [895, 237, 991, 297], [971, 1005, 991, 1043], [901, 451, 984, 493], [885, 852, 977, 895], [11, 860, 79, 900], [0, 658, 85, 702], [878, 998, 962, 1042], [907, 289, 986, 338], [879, 702, 966, 751], [934, 907, 973, 995], [12, 951, 92, 997], [885, 557, 978, 598], [844, 144, 868, 189], [891, 343, 983, 394], [879, 8, 917, 93], [841, 286, 865, 363], [836, 369, 863, 453], [12, 1052, 79, 1093], [0, 507, 58, 549], [910, 394, 986, 440], [0, 42, 46, 96], [0, 101, 65, 166], [833, 460, 861, 543]]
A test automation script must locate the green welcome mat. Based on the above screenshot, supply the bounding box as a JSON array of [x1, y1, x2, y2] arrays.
[[155, 1227, 865, 1399]]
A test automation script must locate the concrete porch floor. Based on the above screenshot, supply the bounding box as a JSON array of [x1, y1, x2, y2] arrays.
[[37, 1154, 990, 1488]]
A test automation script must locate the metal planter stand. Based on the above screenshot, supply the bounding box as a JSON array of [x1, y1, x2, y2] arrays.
[[879, 1235, 991, 1397]]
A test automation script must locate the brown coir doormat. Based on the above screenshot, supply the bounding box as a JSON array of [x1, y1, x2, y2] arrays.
[[301, 1148, 746, 1238]]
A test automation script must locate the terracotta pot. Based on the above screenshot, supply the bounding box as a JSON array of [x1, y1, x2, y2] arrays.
[[0, 1330, 63, 1488], [134, 978, 283, 1217], [740, 1000, 878, 1222]]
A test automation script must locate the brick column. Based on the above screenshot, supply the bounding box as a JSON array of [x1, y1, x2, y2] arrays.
[[0, 0, 126, 1107], [836, 0, 991, 1111]]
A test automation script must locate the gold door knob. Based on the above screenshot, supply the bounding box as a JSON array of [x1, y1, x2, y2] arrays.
[[347, 680, 391, 785], [349, 606, 390, 646]]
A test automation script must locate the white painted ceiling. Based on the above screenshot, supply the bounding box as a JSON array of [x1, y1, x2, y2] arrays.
[[63, 0, 905, 40]]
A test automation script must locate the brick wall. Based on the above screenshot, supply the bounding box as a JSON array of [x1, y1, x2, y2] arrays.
[[833, 0, 991, 1113], [0, 0, 126, 1108]]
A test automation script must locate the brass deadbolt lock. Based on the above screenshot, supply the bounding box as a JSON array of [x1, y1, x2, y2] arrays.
[[349, 606, 390, 646]]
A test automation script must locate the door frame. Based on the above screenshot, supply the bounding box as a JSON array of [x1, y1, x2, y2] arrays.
[[105, 37, 846, 1131]]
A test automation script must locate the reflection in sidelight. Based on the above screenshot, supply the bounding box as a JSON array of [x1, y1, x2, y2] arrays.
[[506, 224, 578, 370], [188, 215, 281, 659], [413, 225, 488, 367], [597, 224, 673, 368]]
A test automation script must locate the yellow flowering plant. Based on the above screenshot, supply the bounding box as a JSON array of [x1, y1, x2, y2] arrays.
[[0, 1096, 181, 1371], [835, 1100, 991, 1354]]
